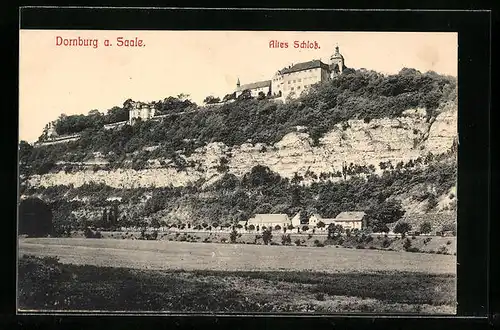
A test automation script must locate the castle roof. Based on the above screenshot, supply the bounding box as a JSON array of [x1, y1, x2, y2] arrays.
[[331, 54, 345, 61], [331, 45, 345, 60], [237, 80, 271, 91], [280, 60, 330, 75]]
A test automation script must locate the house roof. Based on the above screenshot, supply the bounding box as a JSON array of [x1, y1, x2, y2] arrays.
[[237, 220, 247, 226], [335, 211, 366, 221], [237, 80, 271, 91], [315, 216, 336, 223], [249, 214, 289, 224], [280, 60, 330, 75], [309, 214, 339, 224]]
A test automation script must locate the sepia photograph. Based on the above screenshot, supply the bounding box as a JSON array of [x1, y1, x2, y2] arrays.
[[18, 30, 458, 314]]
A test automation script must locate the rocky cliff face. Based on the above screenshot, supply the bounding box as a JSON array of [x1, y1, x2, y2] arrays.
[[26, 106, 457, 190]]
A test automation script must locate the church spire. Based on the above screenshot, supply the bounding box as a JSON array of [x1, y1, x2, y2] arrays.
[[335, 43, 340, 54], [236, 77, 240, 88]]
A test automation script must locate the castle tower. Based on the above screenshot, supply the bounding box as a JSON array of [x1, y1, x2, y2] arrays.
[[128, 101, 155, 125], [330, 44, 345, 77], [271, 71, 284, 97], [46, 121, 58, 138]]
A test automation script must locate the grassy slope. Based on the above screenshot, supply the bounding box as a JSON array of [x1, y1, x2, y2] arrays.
[[18, 255, 455, 314]]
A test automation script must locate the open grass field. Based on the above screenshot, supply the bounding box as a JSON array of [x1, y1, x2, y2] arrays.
[[17, 238, 456, 314], [18, 237, 455, 274]]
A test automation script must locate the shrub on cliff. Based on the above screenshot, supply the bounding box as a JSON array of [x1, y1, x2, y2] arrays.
[[420, 221, 432, 234], [394, 222, 412, 238]]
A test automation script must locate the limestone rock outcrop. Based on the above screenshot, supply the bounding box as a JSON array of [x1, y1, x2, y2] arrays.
[[27, 107, 457, 190]]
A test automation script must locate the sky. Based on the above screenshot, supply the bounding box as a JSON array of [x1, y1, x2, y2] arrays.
[[19, 30, 457, 143]]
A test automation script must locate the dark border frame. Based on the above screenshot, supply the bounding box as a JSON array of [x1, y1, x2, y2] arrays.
[[6, 6, 494, 330]]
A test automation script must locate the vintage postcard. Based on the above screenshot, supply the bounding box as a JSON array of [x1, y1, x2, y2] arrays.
[[18, 29, 458, 314]]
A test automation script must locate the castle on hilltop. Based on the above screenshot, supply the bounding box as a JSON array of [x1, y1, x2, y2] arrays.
[[235, 45, 346, 100], [126, 100, 157, 125], [36, 45, 347, 144]]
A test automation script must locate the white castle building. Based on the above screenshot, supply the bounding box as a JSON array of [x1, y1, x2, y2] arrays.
[[127, 100, 156, 125], [235, 45, 346, 100]]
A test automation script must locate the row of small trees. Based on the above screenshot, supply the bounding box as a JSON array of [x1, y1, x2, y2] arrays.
[[390, 221, 456, 238]]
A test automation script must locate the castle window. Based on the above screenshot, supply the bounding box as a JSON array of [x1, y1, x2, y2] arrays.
[[291, 87, 294, 90]]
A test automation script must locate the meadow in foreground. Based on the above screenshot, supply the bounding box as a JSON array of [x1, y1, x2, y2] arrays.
[[18, 255, 456, 314]]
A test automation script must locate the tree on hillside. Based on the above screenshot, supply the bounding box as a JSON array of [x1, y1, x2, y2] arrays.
[[19, 197, 53, 237], [316, 221, 325, 229], [151, 218, 161, 229], [230, 229, 238, 243], [105, 106, 128, 124], [299, 211, 309, 225], [155, 96, 196, 115], [327, 224, 344, 239], [216, 157, 230, 173], [341, 161, 348, 180], [49, 200, 80, 237], [441, 223, 457, 236], [222, 92, 236, 102], [420, 221, 432, 234], [111, 203, 119, 228], [100, 208, 108, 228], [19, 141, 34, 176], [237, 89, 252, 101], [426, 193, 439, 211], [212, 173, 239, 191], [19, 141, 33, 164], [242, 165, 281, 188], [262, 229, 273, 245], [281, 234, 292, 245], [291, 172, 304, 185], [88, 109, 102, 116], [365, 199, 405, 232], [204, 95, 221, 105], [177, 93, 191, 101], [291, 186, 302, 208], [394, 221, 412, 238]]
